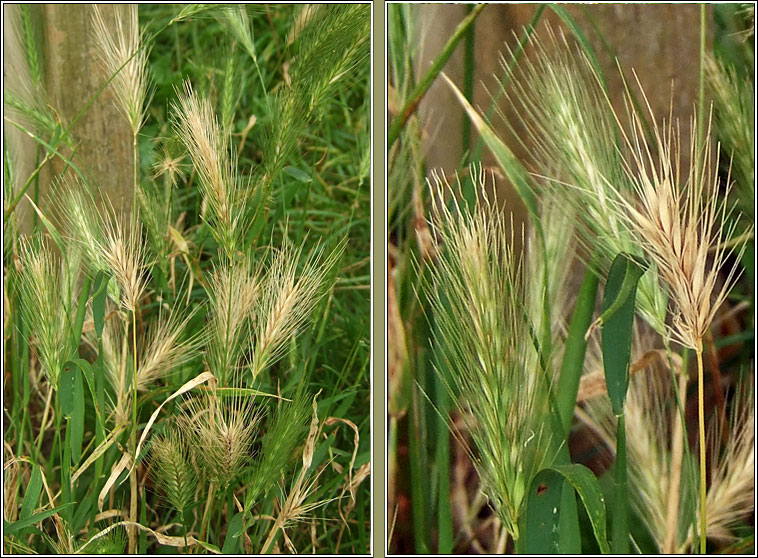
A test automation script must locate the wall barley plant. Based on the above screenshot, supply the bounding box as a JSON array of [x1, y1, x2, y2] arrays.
[[424, 167, 556, 544], [389, 5, 753, 553], [4, 4, 369, 554]]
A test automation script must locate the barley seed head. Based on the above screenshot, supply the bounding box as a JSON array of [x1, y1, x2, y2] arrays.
[[92, 5, 151, 133]]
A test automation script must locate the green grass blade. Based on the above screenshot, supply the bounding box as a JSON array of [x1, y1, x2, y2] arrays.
[[408, 389, 430, 554], [387, 4, 485, 148], [59, 363, 77, 419], [444, 73, 539, 223], [435, 384, 453, 554], [72, 275, 92, 347], [91, 271, 111, 338], [524, 468, 565, 553], [525, 464, 611, 554], [600, 253, 644, 552], [600, 253, 646, 414], [139, 485, 147, 554], [65, 358, 104, 450], [20, 465, 43, 521], [556, 264, 599, 433], [70, 365, 85, 465], [222, 512, 244, 553], [3, 504, 75, 536], [461, 4, 476, 164]]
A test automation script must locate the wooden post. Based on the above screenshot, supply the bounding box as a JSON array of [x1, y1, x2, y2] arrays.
[[38, 4, 134, 215]]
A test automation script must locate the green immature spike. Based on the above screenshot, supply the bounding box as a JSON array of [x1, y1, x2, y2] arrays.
[[150, 430, 197, 518]]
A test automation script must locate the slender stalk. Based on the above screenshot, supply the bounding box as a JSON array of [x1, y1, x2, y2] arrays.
[[129, 309, 138, 554], [461, 4, 476, 162], [200, 482, 215, 545], [34, 385, 53, 454], [387, 4, 485, 148], [663, 369, 688, 553], [696, 4, 706, 181], [612, 412, 629, 554], [132, 131, 139, 229], [696, 345, 706, 554]]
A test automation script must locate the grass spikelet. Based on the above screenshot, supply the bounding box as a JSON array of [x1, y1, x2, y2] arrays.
[[207, 263, 259, 385], [137, 306, 201, 391], [702, 381, 755, 543], [706, 55, 754, 221], [98, 216, 147, 314], [179, 389, 260, 488], [172, 81, 245, 259], [260, 391, 332, 554], [244, 385, 311, 512], [150, 429, 197, 518], [16, 237, 79, 387], [609, 91, 750, 353], [95, 306, 129, 426], [62, 186, 147, 313], [84, 524, 126, 555], [526, 193, 576, 358], [424, 167, 554, 541], [499, 28, 669, 336], [91, 5, 151, 134], [249, 239, 345, 381], [18, 4, 42, 87]]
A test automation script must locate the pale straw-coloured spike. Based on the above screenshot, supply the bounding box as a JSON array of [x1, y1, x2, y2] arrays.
[[92, 5, 151, 133]]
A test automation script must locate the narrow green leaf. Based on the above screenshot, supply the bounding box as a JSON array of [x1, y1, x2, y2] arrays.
[[59, 364, 76, 419], [443, 73, 539, 223], [387, 4, 485, 148], [526, 464, 611, 554], [3, 503, 75, 535], [524, 469, 564, 554], [140, 485, 147, 554], [66, 359, 96, 415], [20, 466, 43, 521], [558, 480, 582, 554], [600, 254, 643, 553], [222, 512, 244, 553], [24, 195, 65, 254], [556, 264, 599, 433], [283, 165, 312, 183], [601, 253, 646, 414], [70, 365, 85, 464], [72, 275, 92, 347], [435, 383, 453, 554]]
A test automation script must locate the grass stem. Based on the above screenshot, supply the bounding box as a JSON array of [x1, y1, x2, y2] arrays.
[[696, 4, 707, 181], [663, 368, 688, 553], [200, 482, 215, 545], [129, 309, 139, 554], [612, 412, 628, 553], [696, 345, 706, 554], [34, 385, 53, 454], [387, 4, 484, 149]]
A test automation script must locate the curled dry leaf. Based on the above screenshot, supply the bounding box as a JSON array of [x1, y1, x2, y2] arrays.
[[77, 521, 221, 554]]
